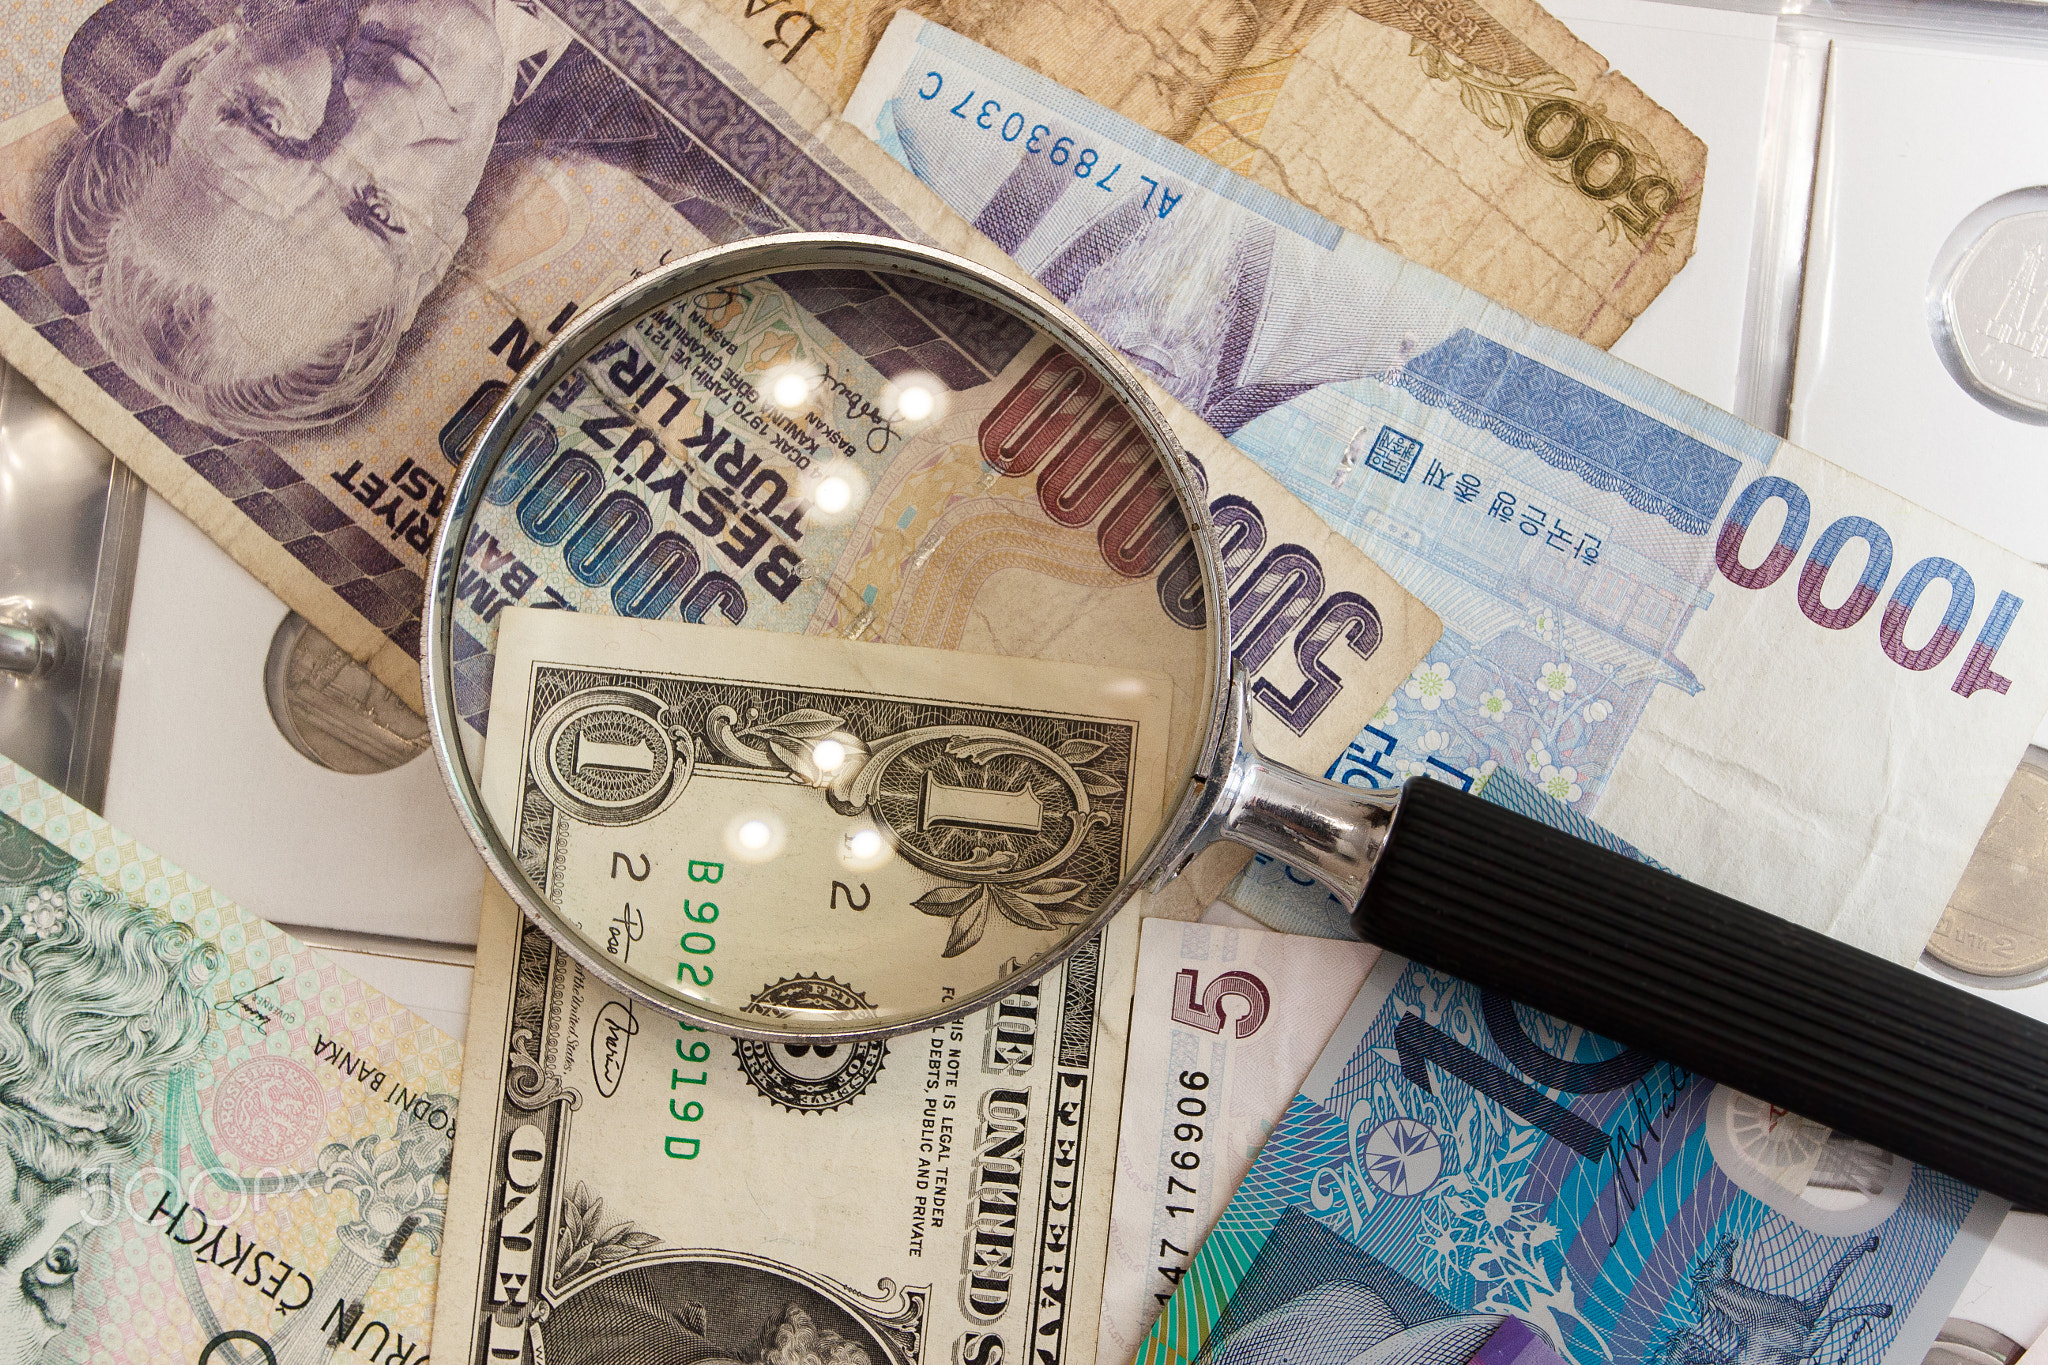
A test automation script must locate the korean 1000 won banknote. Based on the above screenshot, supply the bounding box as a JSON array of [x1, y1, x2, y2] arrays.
[[844, 14, 2048, 965], [0, 755, 463, 1365]]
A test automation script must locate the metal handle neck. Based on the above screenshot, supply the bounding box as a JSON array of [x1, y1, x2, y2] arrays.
[[1170, 669, 1398, 904], [0, 603, 57, 681]]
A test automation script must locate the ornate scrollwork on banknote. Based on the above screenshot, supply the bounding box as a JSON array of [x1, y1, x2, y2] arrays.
[[512, 660, 1144, 962], [1411, 50, 1690, 251]]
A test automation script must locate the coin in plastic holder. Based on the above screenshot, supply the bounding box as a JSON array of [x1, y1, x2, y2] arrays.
[[1927, 746, 2048, 982], [265, 611, 429, 774], [1929, 187, 2048, 425], [425, 236, 1226, 1041]]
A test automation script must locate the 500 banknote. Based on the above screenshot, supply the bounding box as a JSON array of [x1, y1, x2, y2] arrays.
[[844, 15, 2048, 965], [0, 756, 463, 1365], [705, 0, 1708, 346]]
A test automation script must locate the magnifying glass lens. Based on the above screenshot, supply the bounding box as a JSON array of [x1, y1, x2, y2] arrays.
[[441, 243, 1220, 1037]]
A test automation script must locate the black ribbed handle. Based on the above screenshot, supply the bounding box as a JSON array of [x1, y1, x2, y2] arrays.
[[1354, 775, 2048, 1208]]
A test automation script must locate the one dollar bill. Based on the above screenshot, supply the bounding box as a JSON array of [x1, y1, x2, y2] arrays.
[[0, 755, 463, 1365], [434, 610, 1174, 1365], [474, 609, 1173, 1014]]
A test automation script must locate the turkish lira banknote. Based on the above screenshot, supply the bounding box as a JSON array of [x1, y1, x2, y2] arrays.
[[0, 0, 1437, 815], [845, 15, 2048, 964], [0, 754, 463, 1365], [1099, 919, 1379, 1365], [1135, 949, 2003, 1365], [477, 607, 1173, 1019], [706, 0, 1708, 346]]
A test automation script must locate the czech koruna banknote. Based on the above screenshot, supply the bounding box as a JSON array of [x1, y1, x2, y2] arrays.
[[432, 610, 1165, 1365], [0, 755, 463, 1365]]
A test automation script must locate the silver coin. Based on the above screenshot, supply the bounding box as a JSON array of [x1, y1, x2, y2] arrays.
[[1923, 1320, 2024, 1365], [1926, 749, 2048, 978], [1931, 190, 2048, 423], [262, 612, 428, 775]]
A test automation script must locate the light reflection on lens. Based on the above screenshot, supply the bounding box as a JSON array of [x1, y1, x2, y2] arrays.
[[813, 739, 847, 773], [816, 477, 852, 514], [897, 385, 934, 421], [725, 812, 787, 862], [882, 371, 947, 425], [771, 373, 809, 409], [839, 820, 893, 871]]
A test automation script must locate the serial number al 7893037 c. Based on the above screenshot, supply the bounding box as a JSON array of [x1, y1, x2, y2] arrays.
[[913, 71, 1183, 219]]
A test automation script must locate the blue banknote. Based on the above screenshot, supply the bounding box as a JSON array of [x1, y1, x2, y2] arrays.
[[845, 16, 2048, 960], [1132, 951, 2000, 1365], [1143, 770, 1992, 1365]]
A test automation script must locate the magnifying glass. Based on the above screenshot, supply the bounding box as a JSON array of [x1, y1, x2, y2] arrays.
[[425, 234, 2048, 1208]]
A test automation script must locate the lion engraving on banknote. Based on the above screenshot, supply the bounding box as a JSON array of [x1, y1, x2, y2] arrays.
[[0, 819, 215, 1364]]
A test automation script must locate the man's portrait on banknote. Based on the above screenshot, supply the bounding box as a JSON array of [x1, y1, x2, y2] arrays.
[[532, 1256, 896, 1365], [42, 0, 772, 437], [0, 820, 214, 1364]]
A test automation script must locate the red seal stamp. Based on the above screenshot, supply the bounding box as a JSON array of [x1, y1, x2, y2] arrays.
[[213, 1057, 327, 1165]]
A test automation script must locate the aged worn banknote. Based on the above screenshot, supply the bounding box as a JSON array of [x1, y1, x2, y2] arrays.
[[1136, 950, 2003, 1365], [433, 872, 1142, 1365], [0, 754, 463, 1365], [846, 17, 2048, 964], [1098, 919, 1378, 1365], [709, 0, 1707, 346], [0, 0, 1438, 820], [477, 607, 1173, 1015]]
